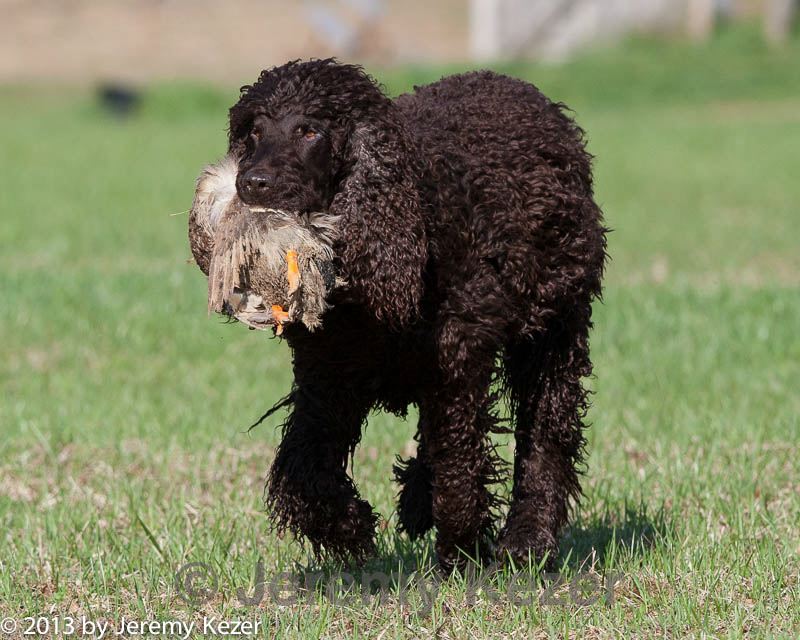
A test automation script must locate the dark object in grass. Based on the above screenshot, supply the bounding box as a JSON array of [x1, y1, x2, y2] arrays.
[[97, 83, 141, 118], [189, 59, 607, 573]]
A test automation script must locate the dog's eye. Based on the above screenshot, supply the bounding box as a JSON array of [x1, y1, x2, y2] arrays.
[[250, 128, 262, 142], [298, 127, 320, 142]]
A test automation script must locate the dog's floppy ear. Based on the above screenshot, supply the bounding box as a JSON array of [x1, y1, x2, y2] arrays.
[[330, 119, 427, 328]]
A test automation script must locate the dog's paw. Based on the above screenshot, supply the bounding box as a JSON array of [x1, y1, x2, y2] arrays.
[[496, 526, 558, 571], [328, 498, 379, 563], [394, 455, 434, 540]]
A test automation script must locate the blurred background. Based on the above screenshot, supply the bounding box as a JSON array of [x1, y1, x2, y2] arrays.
[[1, 0, 797, 82], [1, 0, 799, 633]]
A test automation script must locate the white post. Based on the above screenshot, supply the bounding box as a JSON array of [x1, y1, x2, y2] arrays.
[[687, 0, 715, 41], [470, 0, 503, 61], [765, 0, 797, 44]]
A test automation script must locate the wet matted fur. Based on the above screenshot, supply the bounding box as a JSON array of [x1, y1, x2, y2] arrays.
[[190, 59, 607, 572]]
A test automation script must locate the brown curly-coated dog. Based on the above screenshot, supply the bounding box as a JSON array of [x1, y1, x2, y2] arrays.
[[205, 58, 607, 572]]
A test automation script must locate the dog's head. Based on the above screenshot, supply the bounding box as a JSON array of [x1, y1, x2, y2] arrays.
[[224, 59, 428, 328]]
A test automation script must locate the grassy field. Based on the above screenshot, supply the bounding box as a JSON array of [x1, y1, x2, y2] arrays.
[[1, 27, 799, 638]]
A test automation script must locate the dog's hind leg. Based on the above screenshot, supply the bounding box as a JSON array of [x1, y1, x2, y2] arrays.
[[498, 305, 594, 570], [393, 412, 434, 540]]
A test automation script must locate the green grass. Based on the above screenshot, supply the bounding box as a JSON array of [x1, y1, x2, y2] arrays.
[[1, 26, 799, 638]]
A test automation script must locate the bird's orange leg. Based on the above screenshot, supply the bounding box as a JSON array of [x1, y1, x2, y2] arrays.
[[286, 249, 300, 295], [272, 304, 290, 335]]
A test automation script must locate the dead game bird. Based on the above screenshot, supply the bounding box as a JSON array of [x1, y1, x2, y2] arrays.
[[189, 154, 340, 332]]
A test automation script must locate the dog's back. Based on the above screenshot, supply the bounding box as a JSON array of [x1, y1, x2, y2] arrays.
[[395, 71, 606, 336]]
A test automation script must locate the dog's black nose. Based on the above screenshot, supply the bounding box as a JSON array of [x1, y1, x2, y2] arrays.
[[243, 171, 277, 193]]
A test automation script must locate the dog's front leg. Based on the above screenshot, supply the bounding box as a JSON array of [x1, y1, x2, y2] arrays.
[[266, 313, 382, 563], [266, 381, 377, 562], [421, 387, 498, 573]]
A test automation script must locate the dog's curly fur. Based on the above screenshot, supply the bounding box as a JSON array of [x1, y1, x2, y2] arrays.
[[226, 59, 607, 572]]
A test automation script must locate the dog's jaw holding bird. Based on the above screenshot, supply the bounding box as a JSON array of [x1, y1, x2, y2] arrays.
[[189, 155, 341, 333]]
